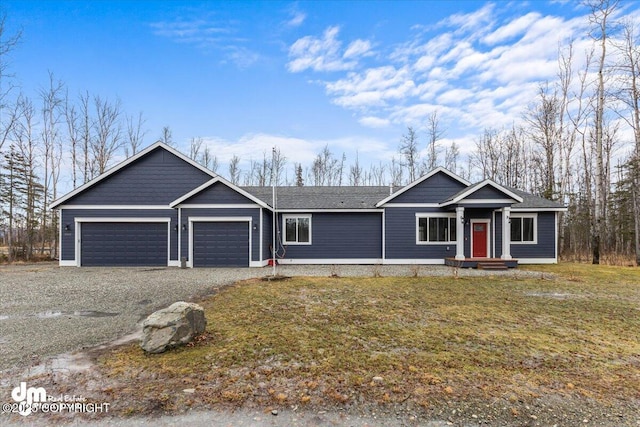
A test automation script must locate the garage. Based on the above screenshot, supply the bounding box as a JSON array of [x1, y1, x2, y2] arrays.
[[80, 222, 169, 266], [192, 221, 249, 267]]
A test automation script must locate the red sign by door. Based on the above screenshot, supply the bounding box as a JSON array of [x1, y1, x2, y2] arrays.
[[472, 223, 488, 258]]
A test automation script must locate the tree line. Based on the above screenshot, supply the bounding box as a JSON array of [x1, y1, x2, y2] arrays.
[[1, 1, 639, 265]]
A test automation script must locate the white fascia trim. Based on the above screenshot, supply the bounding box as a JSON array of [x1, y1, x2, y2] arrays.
[[50, 141, 216, 209], [74, 217, 171, 223], [517, 258, 558, 264], [175, 204, 261, 209], [59, 260, 77, 267], [440, 180, 524, 207], [169, 177, 270, 209], [382, 203, 440, 208], [57, 205, 170, 210], [383, 259, 446, 265], [511, 207, 568, 212], [454, 199, 517, 205], [277, 209, 383, 213], [277, 258, 383, 265], [376, 167, 470, 207]]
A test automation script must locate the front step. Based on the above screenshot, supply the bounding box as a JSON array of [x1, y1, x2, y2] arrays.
[[477, 261, 509, 271]]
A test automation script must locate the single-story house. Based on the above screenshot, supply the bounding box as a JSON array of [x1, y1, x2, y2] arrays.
[[50, 142, 566, 268]]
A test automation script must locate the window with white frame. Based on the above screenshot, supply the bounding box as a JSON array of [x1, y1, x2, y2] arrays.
[[283, 215, 311, 244], [416, 214, 457, 243], [510, 213, 537, 243]]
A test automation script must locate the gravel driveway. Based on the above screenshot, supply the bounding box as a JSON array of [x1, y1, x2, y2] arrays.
[[0, 262, 533, 373]]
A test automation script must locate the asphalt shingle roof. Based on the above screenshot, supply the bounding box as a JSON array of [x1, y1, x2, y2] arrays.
[[242, 186, 391, 209]]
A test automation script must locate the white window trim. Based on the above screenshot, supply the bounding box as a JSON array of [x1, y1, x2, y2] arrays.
[[510, 213, 538, 244], [415, 213, 457, 245], [282, 214, 312, 245]]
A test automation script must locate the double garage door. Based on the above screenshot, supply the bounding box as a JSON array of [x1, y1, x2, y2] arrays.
[[79, 221, 249, 267], [80, 222, 169, 267]]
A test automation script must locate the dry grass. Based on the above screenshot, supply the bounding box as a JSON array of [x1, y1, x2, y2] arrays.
[[99, 264, 640, 414]]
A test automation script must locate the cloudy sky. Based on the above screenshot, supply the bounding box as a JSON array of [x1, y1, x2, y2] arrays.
[[4, 0, 640, 184]]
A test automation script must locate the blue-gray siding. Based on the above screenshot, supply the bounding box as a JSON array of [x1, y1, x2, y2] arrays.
[[385, 207, 456, 259], [510, 212, 556, 259], [279, 212, 382, 259], [180, 208, 261, 262], [465, 186, 513, 200], [60, 209, 178, 262], [182, 181, 255, 205], [65, 148, 212, 205], [262, 209, 273, 261], [391, 172, 467, 204]]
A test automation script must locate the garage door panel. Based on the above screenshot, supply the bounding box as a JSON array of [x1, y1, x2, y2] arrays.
[[81, 222, 168, 267], [193, 222, 249, 267]]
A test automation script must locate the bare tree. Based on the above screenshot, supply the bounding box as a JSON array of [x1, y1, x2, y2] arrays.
[[399, 126, 419, 182], [92, 95, 123, 176], [444, 141, 459, 173], [228, 155, 241, 185], [0, 11, 22, 152], [189, 137, 203, 160], [124, 111, 146, 157], [78, 91, 92, 183], [586, 0, 618, 264], [349, 152, 363, 186], [425, 111, 444, 171], [158, 125, 173, 146]]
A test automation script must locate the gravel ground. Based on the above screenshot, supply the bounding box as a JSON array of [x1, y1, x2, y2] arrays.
[[0, 262, 540, 373]]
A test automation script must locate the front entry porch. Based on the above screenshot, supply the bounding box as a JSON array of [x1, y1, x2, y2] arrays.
[[445, 257, 519, 269]]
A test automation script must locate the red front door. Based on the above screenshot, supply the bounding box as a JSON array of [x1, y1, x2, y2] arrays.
[[472, 222, 488, 258]]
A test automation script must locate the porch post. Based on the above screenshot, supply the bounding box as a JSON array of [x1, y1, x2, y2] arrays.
[[501, 207, 512, 260], [455, 206, 465, 260]]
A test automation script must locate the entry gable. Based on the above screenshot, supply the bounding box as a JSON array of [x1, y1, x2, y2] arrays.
[[170, 177, 270, 208], [440, 179, 523, 207], [376, 167, 470, 206], [51, 142, 216, 208]]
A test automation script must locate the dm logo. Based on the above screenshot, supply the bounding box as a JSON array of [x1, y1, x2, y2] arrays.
[[11, 382, 47, 416]]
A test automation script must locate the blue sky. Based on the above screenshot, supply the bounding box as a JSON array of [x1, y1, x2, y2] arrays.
[[3, 0, 640, 185]]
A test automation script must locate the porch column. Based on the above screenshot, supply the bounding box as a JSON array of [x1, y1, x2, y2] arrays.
[[455, 206, 465, 260], [501, 207, 512, 260]]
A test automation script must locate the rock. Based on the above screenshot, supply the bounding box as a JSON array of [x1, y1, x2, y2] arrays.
[[140, 301, 206, 353]]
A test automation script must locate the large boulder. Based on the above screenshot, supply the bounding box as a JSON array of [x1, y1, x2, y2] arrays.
[[140, 301, 207, 354]]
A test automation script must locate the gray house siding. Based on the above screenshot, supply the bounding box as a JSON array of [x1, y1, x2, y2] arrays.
[[60, 208, 179, 262], [180, 207, 261, 263], [279, 212, 382, 259], [391, 173, 467, 204], [262, 209, 273, 262], [66, 148, 212, 205], [510, 212, 557, 259], [385, 207, 457, 260], [465, 186, 513, 200], [182, 181, 256, 205]]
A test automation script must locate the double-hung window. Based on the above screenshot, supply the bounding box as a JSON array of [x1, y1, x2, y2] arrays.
[[510, 213, 536, 243], [283, 214, 311, 244], [417, 214, 456, 244]]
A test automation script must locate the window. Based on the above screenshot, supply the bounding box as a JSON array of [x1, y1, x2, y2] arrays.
[[417, 215, 456, 243], [510, 214, 536, 243], [283, 215, 311, 244]]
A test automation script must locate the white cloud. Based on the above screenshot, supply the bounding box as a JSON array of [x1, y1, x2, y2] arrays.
[[287, 26, 360, 72], [359, 116, 391, 128], [482, 12, 541, 45], [287, 11, 306, 27], [344, 39, 373, 59]]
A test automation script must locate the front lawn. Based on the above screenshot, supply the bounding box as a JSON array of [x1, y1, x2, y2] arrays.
[[98, 264, 640, 419]]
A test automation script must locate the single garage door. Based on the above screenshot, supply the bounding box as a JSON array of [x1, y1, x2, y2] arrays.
[[192, 221, 249, 267], [81, 222, 168, 266]]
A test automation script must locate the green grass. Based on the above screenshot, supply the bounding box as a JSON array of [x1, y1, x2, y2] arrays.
[[100, 264, 640, 413]]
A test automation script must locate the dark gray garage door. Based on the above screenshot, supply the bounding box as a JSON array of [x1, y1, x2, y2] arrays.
[[192, 221, 249, 267], [81, 222, 168, 267]]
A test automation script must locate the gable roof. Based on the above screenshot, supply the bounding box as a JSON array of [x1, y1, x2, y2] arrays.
[[245, 186, 390, 210], [440, 179, 523, 207], [375, 167, 470, 207], [50, 142, 217, 209], [170, 177, 271, 209]]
